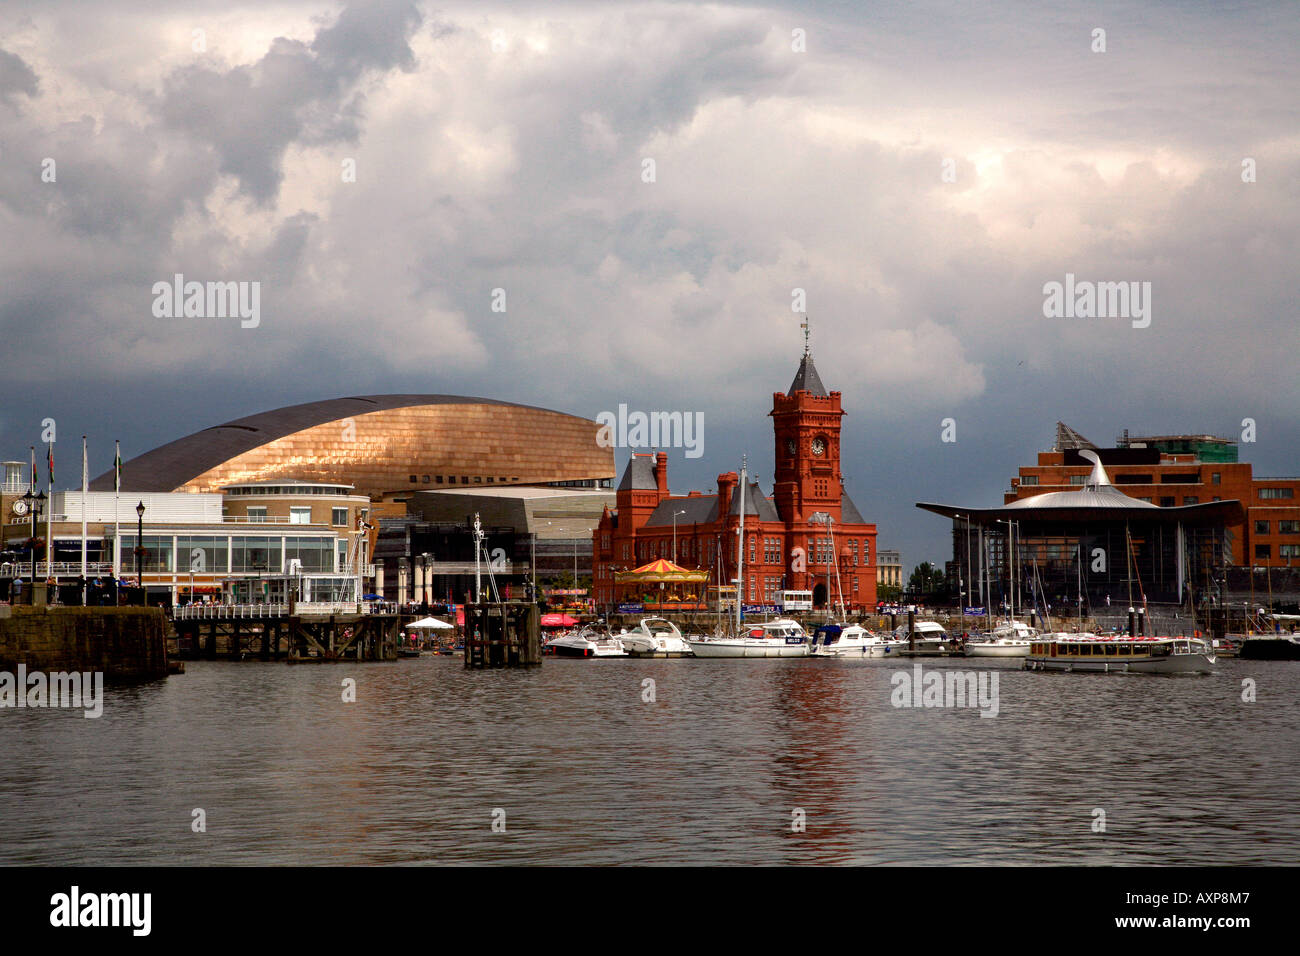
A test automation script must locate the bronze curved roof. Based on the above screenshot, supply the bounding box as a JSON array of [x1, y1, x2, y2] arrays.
[[91, 394, 610, 494]]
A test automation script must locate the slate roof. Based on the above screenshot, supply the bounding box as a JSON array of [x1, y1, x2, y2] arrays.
[[788, 353, 828, 396], [616, 454, 659, 492]]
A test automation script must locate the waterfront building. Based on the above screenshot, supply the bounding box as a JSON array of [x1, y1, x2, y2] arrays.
[[86, 394, 613, 497], [374, 485, 613, 604], [0, 483, 365, 605], [919, 447, 1247, 610], [1009, 422, 1300, 568], [876, 549, 902, 591], [592, 344, 878, 614]]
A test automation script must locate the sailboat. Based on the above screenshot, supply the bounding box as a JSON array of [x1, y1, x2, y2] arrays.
[[965, 518, 1034, 657], [686, 457, 810, 658]]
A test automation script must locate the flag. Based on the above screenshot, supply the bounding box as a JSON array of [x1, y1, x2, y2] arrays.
[[30, 447, 37, 493], [46, 443, 53, 487], [114, 441, 122, 493], [82, 437, 88, 489]]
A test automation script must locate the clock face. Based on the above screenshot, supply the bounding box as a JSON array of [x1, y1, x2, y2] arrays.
[[786, 439, 796, 456], [811, 437, 825, 457], [11, 499, 28, 516]]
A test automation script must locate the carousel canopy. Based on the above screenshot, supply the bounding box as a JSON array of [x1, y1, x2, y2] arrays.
[[614, 559, 710, 583]]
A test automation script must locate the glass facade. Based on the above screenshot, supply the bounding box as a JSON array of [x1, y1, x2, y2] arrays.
[[231, 536, 282, 573], [284, 535, 334, 572], [175, 535, 230, 573]]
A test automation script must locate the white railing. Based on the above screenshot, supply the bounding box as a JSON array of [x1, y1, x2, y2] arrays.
[[173, 603, 290, 619], [172, 601, 369, 619], [0, 561, 115, 578]]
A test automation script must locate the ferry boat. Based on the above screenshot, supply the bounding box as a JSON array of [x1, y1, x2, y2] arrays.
[[964, 620, 1037, 658], [543, 625, 627, 658], [617, 617, 695, 657], [1024, 635, 1215, 674], [687, 619, 810, 658], [809, 623, 902, 658]]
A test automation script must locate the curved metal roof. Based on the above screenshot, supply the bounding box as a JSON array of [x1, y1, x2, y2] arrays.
[[90, 394, 587, 493]]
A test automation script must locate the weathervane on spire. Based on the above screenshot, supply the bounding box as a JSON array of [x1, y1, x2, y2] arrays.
[[801, 316, 810, 357]]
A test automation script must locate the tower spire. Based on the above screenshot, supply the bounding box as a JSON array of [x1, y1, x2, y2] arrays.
[[801, 316, 810, 357]]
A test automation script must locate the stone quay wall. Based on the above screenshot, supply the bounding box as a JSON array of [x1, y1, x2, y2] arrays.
[[0, 606, 170, 681]]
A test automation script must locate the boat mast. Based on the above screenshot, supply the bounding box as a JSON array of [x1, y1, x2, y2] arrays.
[[736, 456, 747, 633]]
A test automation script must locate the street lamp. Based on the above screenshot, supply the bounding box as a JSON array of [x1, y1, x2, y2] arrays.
[[135, 500, 146, 599], [420, 552, 432, 607], [672, 510, 686, 563], [20, 489, 47, 598]]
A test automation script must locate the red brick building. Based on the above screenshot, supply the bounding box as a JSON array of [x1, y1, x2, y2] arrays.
[[1008, 424, 1300, 568], [592, 349, 878, 612]]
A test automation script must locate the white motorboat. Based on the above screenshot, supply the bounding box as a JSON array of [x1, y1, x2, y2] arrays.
[[809, 623, 903, 658], [1025, 634, 1215, 674], [891, 620, 958, 655], [964, 620, 1038, 658], [687, 619, 810, 658], [617, 617, 695, 657], [543, 625, 627, 658]]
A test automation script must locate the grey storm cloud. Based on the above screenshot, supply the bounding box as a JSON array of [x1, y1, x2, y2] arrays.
[[157, 0, 423, 204], [0, 47, 38, 103]]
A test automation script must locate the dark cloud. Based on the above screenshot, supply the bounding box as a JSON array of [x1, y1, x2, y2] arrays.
[[0, 47, 38, 104]]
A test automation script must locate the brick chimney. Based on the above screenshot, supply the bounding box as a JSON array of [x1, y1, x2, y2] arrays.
[[654, 451, 669, 499], [717, 471, 737, 516]]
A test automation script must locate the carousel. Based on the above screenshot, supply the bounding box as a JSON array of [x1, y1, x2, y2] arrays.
[[613, 559, 709, 612]]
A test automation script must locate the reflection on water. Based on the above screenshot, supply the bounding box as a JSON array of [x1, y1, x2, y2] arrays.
[[1, 656, 1297, 865]]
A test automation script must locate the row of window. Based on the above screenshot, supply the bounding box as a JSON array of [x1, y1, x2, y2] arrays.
[[1026, 472, 1231, 487], [1255, 520, 1300, 534], [225, 485, 352, 496], [1256, 544, 1300, 559], [119, 534, 339, 573], [243, 506, 350, 525], [408, 475, 520, 485], [621, 535, 873, 566]]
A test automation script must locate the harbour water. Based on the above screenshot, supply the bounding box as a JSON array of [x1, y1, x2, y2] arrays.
[[3, 656, 1298, 865]]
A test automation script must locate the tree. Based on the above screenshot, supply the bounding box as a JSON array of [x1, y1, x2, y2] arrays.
[[908, 561, 947, 596]]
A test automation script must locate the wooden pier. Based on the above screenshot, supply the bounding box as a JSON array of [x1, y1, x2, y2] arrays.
[[171, 604, 401, 662], [463, 601, 541, 668]]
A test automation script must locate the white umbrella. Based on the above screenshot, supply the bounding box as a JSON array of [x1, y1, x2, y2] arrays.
[[407, 616, 453, 629]]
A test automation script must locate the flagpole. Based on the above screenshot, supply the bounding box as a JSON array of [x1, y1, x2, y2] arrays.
[[46, 438, 54, 582], [81, 436, 88, 603], [114, 440, 121, 580]]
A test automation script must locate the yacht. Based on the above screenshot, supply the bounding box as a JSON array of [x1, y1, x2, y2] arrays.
[[891, 620, 958, 655], [687, 619, 810, 658], [617, 617, 695, 657], [809, 623, 903, 658], [1025, 634, 1215, 674], [964, 620, 1038, 658], [543, 625, 627, 658]]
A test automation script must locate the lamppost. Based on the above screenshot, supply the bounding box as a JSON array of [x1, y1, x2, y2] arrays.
[[672, 510, 686, 563], [135, 500, 146, 601], [21, 488, 46, 586], [420, 552, 432, 608]]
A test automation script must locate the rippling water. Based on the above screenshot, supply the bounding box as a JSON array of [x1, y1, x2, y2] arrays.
[[2, 655, 1297, 865]]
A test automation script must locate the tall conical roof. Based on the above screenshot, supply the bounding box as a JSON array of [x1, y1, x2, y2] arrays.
[[788, 353, 828, 396]]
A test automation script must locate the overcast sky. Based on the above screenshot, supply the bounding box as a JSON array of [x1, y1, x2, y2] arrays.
[[2, 0, 1298, 570]]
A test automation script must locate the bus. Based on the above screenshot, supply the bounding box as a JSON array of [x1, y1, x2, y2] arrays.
[[780, 590, 813, 611]]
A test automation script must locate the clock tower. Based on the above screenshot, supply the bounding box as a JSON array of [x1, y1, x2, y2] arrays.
[[770, 336, 846, 526]]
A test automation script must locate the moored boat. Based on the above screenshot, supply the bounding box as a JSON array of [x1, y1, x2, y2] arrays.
[[617, 617, 695, 657], [1024, 634, 1215, 674], [964, 620, 1037, 658], [543, 625, 627, 658], [809, 623, 902, 658], [687, 619, 810, 658], [891, 620, 959, 655]]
